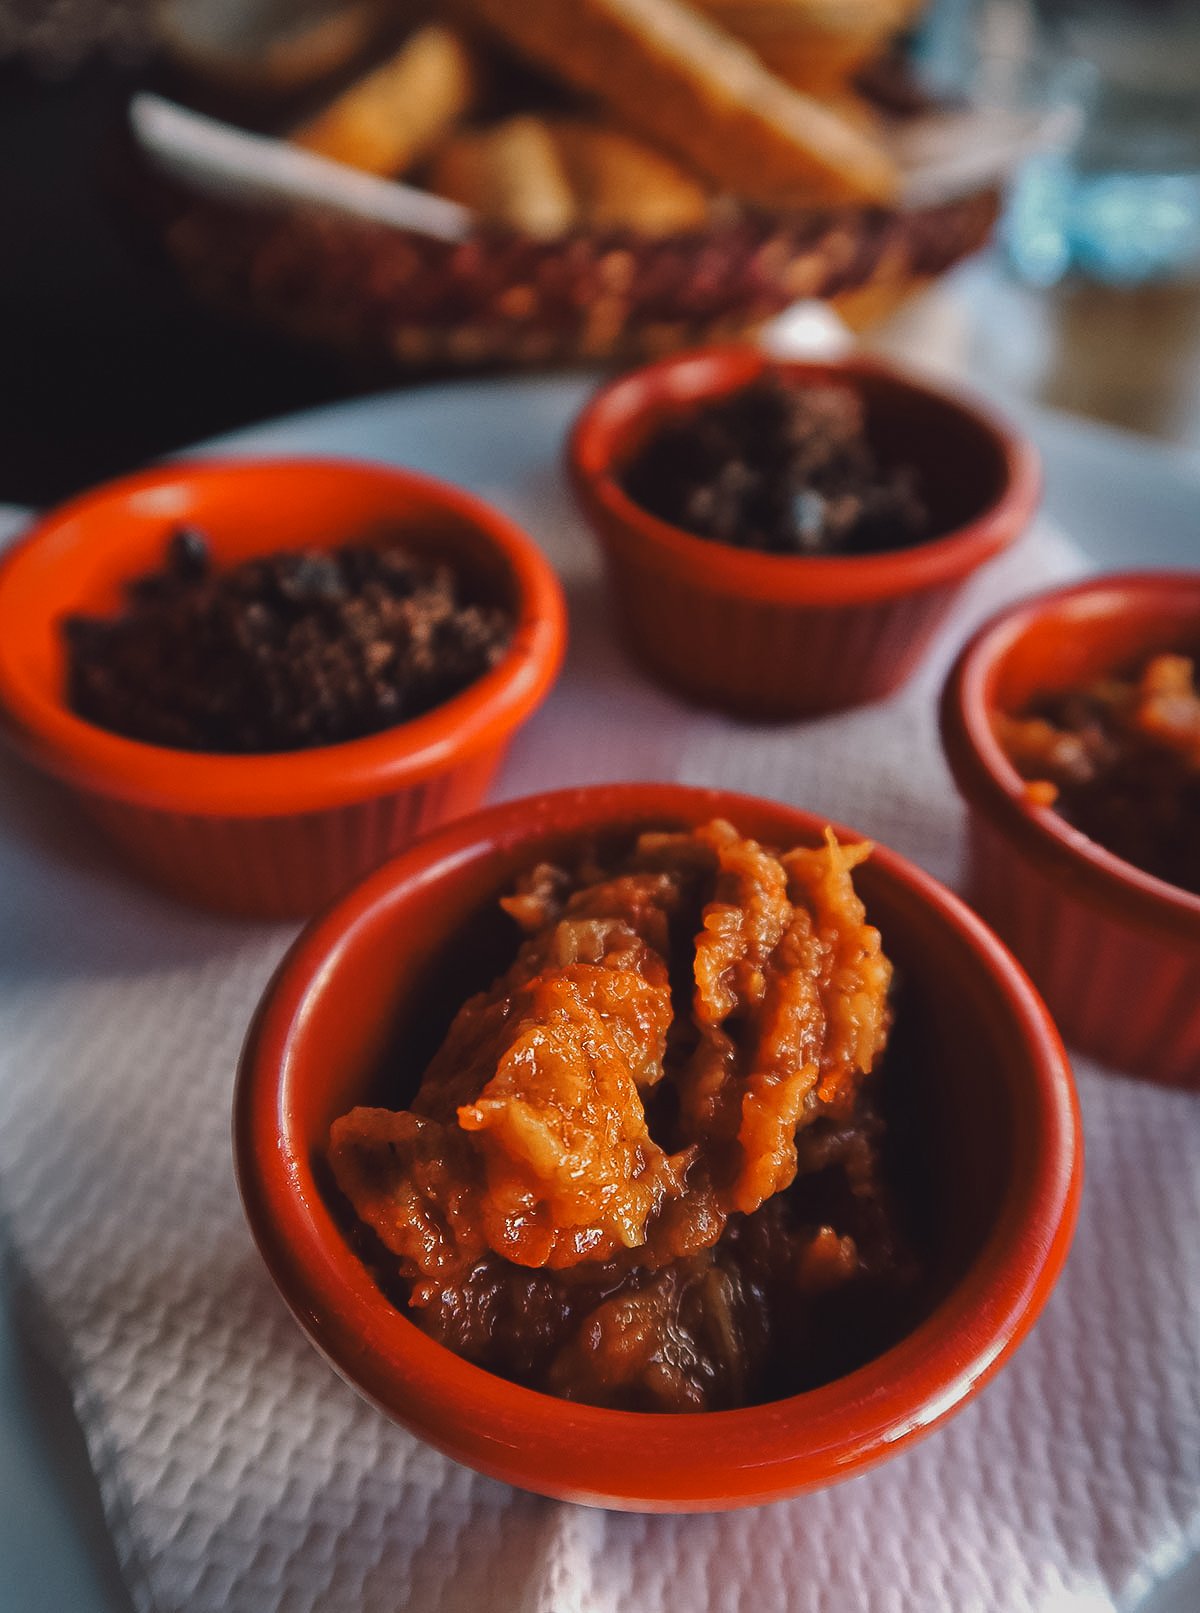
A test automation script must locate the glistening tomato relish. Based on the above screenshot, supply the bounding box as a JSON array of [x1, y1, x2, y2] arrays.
[[996, 652, 1200, 897], [330, 821, 917, 1411]]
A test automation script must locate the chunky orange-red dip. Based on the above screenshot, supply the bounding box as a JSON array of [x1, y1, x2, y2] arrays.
[[997, 652, 1200, 896], [330, 820, 913, 1411]]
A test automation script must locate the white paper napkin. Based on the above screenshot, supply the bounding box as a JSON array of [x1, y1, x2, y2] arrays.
[[0, 473, 1197, 1613]]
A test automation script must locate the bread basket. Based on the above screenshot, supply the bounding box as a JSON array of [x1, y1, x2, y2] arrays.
[[123, 94, 1017, 372]]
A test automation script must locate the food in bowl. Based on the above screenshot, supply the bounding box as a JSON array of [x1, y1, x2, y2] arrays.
[[620, 375, 930, 555], [569, 347, 1040, 717], [0, 457, 566, 917], [65, 526, 514, 753], [329, 817, 919, 1412], [234, 783, 1081, 1507], [940, 571, 1200, 1087], [995, 650, 1200, 897]]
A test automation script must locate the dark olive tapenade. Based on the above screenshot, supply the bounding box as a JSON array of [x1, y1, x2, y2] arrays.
[[620, 376, 929, 557], [996, 652, 1200, 896], [65, 528, 514, 753]]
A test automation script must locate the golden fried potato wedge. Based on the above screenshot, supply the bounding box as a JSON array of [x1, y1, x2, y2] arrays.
[[696, 0, 922, 94], [291, 22, 480, 177], [549, 119, 712, 232], [426, 115, 578, 236], [454, 0, 898, 204]]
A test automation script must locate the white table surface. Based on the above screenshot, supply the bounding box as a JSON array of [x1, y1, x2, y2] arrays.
[[1, 372, 1197, 1613]]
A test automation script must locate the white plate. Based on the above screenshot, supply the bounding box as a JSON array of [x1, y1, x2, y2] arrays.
[[1, 374, 1197, 1613]]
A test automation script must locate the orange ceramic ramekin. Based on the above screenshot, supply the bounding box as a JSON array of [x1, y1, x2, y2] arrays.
[[569, 346, 1041, 718], [0, 458, 566, 918], [235, 782, 1081, 1511], [942, 571, 1200, 1088]]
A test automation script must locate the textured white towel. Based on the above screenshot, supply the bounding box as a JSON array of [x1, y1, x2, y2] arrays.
[[0, 395, 1197, 1613]]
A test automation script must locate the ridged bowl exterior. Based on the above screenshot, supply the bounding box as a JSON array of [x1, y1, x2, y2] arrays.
[[81, 747, 505, 919], [604, 549, 965, 718], [965, 817, 1200, 1088]]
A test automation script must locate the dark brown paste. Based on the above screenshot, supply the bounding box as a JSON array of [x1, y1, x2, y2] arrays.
[[619, 376, 929, 557], [996, 652, 1200, 897], [330, 820, 917, 1412], [65, 528, 513, 752]]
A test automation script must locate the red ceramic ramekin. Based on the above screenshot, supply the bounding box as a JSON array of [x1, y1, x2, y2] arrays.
[[568, 346, 1041, 718], [942, 571, 1200, 1088], [0, 458, 566, 918], [235, 782, 1081, 1511]]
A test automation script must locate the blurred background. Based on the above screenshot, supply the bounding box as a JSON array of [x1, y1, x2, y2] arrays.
[[1, 0, 1198, 507]]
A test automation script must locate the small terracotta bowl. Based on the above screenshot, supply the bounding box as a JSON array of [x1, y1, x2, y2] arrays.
[[568, 346, 1041, 718], [942, 571, 1200, 1088], [235, 782, 1080, 1511], [0, 458, 566, 918]]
